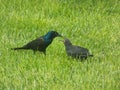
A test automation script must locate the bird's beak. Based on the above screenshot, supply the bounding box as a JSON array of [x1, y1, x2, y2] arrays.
[[57, 34, 63, 37], [59, 36, 67, 42]]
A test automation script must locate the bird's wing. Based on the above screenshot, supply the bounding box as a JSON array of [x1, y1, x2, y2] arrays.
[[23, 37, 45, 49], [75, 46, 89, 55], [67, 45, 89, 56]]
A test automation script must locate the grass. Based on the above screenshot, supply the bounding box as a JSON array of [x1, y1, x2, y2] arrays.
[[0, 0, 120, 90]]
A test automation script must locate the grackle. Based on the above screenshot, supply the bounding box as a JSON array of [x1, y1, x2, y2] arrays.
[[11, 31, 62, 55], [62, 38, 93, 60]]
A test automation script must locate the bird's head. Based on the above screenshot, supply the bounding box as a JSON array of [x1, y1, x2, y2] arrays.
[[45, 31, 62, 38], [61, 38, 72, 46], [43, 31, 62, 42]]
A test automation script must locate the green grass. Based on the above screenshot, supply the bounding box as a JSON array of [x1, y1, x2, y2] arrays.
[[0, 0, 120, 90]]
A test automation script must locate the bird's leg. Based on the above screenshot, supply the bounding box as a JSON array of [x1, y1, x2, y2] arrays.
[[43, 51, 46, 56], [33, 50, 36, 54]]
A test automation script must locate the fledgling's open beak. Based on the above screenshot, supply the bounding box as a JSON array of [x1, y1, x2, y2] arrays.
[[59, 36, 66, 43]]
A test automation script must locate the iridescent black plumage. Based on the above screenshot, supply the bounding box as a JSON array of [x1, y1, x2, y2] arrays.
[[62, 38, 93, 60], [12, 31, 62, 54]]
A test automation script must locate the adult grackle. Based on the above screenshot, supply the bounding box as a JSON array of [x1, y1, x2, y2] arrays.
[[11, 31, 62, 55], [61, 38, 93, 60]]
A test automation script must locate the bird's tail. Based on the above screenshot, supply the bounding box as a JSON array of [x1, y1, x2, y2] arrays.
[[11, 47, 24, 50]]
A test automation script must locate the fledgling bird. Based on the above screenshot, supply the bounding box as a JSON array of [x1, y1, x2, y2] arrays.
[[62, 38, 93, 60], [11, 31, 62, 55]]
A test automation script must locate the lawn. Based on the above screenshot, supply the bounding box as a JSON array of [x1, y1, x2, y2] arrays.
[[0, 0, 120, 90]]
